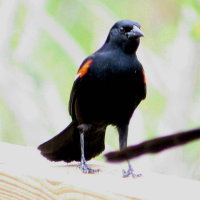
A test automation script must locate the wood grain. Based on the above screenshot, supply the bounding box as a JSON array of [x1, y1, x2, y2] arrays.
[[0, 142, 200, 200]]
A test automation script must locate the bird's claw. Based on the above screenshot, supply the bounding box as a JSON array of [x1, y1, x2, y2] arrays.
[[122, 167, 142, 178], [79, 162, 99, 174]]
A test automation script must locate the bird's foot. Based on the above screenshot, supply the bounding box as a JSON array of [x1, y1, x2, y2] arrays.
[[79, 161, 99, 174], [122, 166, 142, 178]]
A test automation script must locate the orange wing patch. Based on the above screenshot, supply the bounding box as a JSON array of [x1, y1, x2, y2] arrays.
[[142, 69, 146, 84], [77, 59, 93, 78]]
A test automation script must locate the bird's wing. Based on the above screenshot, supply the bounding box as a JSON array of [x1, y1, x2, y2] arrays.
[[69, 57, 94, 119], [141, 66, 147, 100], [136, 61, 147, 100]]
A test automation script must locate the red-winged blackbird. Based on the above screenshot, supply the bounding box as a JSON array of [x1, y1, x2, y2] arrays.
[[38, 20, 146, 177], [105, 128, 200, 162]]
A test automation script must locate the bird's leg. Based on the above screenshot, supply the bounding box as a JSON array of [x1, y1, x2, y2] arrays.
[[117, 125, 141, 178], [78, 124, 99, 174]]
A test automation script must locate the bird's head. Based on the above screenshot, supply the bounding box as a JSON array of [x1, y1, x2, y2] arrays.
[[105, 20, 144, 54]]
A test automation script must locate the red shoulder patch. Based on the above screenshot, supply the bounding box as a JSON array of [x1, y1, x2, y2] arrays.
[[77, 59, 93, 78], [142, 69, 146, 84]]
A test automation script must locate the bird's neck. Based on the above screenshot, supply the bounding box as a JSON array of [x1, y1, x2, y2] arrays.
[[102, 39, 139, 55], [123, 41, 139, 54]]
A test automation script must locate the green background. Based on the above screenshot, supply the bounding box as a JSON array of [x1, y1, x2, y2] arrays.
[[0, 0, 199, 180]]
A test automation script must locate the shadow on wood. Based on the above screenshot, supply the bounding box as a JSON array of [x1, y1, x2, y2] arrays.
[[0, 142, 200, 200]]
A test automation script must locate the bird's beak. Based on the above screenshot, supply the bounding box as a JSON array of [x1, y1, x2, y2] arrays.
[[127, 25, 144, 39]]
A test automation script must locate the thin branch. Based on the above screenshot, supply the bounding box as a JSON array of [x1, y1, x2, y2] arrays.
[[105, 128, 200, 162]]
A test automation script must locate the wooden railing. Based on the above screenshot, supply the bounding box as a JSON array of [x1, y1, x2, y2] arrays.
[[0, 142, 200, 200]]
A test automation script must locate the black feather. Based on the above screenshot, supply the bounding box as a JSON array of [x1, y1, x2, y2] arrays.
[[38, 20, 146, 169]]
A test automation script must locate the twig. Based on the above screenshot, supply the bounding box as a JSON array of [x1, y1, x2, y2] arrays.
[[105, 128, 200, 162]]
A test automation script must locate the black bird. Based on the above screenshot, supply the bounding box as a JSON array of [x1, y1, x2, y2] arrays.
[[38, 20, 146, 177], [105, 128, 200, 162]]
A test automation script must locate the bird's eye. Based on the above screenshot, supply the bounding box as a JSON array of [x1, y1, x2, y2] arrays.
[[119, 27, 125, 33]]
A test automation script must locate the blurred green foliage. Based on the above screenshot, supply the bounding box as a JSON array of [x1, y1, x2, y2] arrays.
[[0, 0, 200, 179]]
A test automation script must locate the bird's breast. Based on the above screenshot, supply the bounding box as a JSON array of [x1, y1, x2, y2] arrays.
[[75, 55, 146, 124]]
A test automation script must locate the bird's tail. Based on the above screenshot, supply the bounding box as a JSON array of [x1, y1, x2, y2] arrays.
[[38, 121, 106, 162]]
